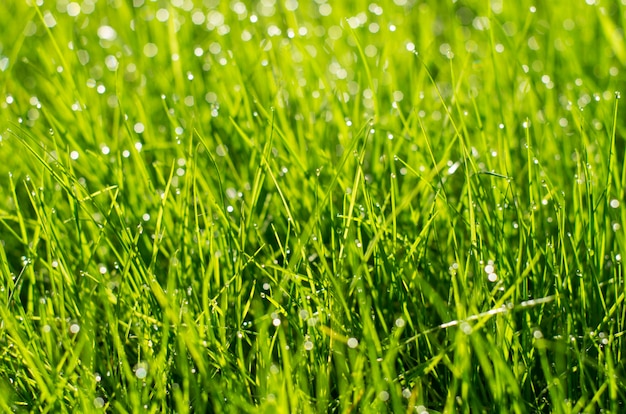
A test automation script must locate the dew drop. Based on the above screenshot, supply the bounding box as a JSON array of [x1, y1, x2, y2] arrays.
[[135, 365, 148, 379], [94, 397, 105, 408], [69, 323, 80, 334], [97, 25, 117, 41], [460, 321, 472, 335]]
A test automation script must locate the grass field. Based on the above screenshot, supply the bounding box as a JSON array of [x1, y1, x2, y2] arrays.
[[0, 0, 625, 412]]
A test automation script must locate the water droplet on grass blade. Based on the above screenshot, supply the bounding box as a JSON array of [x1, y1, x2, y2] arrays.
[[447, 161, 461, 175], [135, 364, 148, 379], [69, 323, 80, 334], [43, 11, 57, 28], [460, 322, 472, 334], [97, 25, 117, 41], [0, 57, 9, 72], [143, 43, 158, 58]]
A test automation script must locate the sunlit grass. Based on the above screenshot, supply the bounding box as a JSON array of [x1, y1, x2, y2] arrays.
[[0, 0, 625, 412]]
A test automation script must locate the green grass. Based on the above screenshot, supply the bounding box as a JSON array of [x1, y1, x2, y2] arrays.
[[0, 0, 625, 412]]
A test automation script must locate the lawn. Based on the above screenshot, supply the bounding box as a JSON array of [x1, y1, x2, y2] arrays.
[[0, 0, 624, 412]]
